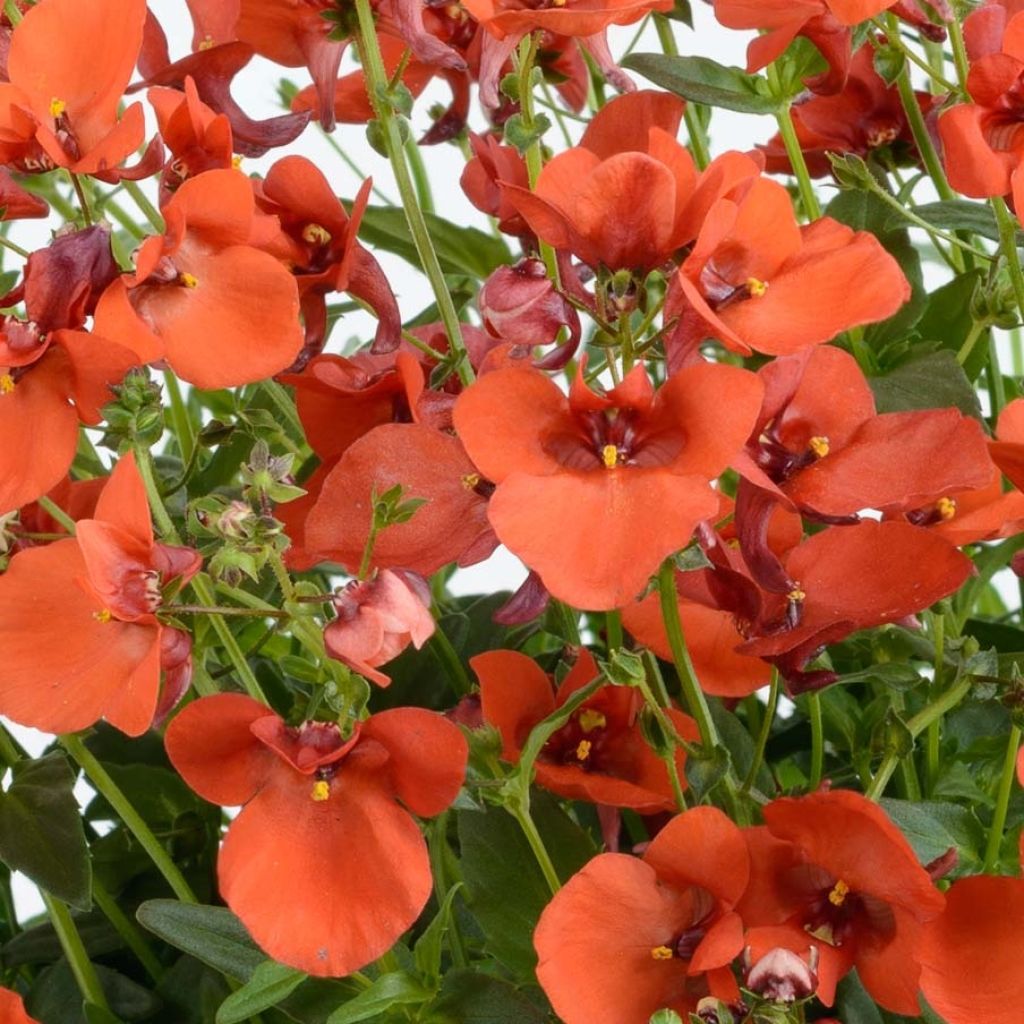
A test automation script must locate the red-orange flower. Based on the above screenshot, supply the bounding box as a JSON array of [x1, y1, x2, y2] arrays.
[[739, 790, 945, 1014], [165, 694, 468, 976], [534, 807, 749, 1023], [669, 177, 911, 358], [474, 648, 697, 811], [0, 988, 39, 1024], [99, 168, 303, 389], [0, 0, 147, 174], [918, 875, 1024, 1024], [0, 453, 200, 736], [452, 360, 763, 610]]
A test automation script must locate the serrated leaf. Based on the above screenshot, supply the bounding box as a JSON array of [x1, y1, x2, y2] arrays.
[[136, 901, 264, 982], [622, 54, 777, 113], [216, 960, 307, 1023], [0, 753, 91, 910], [358, 206, 512, 279], [325, 972, 432, 1024]]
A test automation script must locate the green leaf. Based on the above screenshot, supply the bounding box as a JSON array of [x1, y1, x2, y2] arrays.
[[83, 1005, 125, 1024], [324, 972, 432, 1024], [457, 794, 596, 978], [649, 1012, 684, 1024], [423, 971, 548, 1024], [835, 972, 885, 1024], [216, 960, 307, 1023], [27, 962, 161, 1024], [869, 350, 983, 419], [622, 53, 777, 114], [413, 883, 463, 986], [912, 271, 990, 381], [684, 743, 731, 801], [899, 200, 1004, 243], [0, 753, 91, 910], [358, 206, 512, 279], [136, 900, 264, 982], [880, 798, 985, 871]]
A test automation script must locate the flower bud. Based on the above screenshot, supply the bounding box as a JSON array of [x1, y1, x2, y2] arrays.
[[743, 945, 819, 1003], [480, 259, 578, 348]]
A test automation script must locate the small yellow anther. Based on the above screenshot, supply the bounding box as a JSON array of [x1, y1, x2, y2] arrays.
[[787, 585, 806, 603], [232, 155, 243, 169], [462, 472, 481, 490], [808, 435, 830, 459], [601, 444, 619, 469], [0, 373, 14, 395], [936, 496, 957, 521], [650, 946, 674, 961], [578, 709, 606, 733], [746, 277, 768, 297], [311, 780, 330, 801], [179, 272, 199, 289], [828, 879, 850, 907], [48, 97, 66, 118], [93, 609, 113, 624], [198, 34, 215, 50], [575, 740, 592, 762], [302, 223, 332, 246]]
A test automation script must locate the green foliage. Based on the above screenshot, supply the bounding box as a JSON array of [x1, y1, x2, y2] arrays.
[[622, 54, 777, 113]]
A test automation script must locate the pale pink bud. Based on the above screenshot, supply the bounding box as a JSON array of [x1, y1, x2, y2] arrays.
[[744, 945, 819, 1002]]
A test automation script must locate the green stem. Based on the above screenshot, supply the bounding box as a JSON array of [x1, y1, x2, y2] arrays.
[[767, 65, 820, 221], [37, 495, 78, 535], [68, 172, 93, 226], [982, 725, 1022, 873], [509, 802, 561, 896], [956, 319, 989, 366], [926, 612, 945, 796], [428, 621, 473, 697], [3, 0, 21, 23], [404, 135, 435, 215], [638, 656, 689, 812], [168, 604, 289, 619], [122, 179, 165, 234], [605, 610, 623, 653], [163, 370, 195, 463], [656, 560, 718, 750], [61, 734, 198, 903], [353, 0, 473, 386], [743, 672, 779, 793], [43, 894, 109, 1010], [947, 15, 972, 96], [807, 692, 824, 790], [0, 234, 30, 258], [866, 675, 973, 800], [654, 15, 710, 170], [92, 878, 164, 982], [992, 195, 1024, 322]]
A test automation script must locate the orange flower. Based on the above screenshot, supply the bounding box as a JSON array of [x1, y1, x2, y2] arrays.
[[99, 168, 303, 389], [165, 694, 468, 976], [0, 453, 200, 736], [474, 648, 697, 811], [738, 790, 945, 1013], [534, 807, 749, 1023], [0, 988, 39, 1024], [0, 0, 147, 174], [452, 360, 763, 610], [670, 177, 911, 357], [324, 570, 435, 686]]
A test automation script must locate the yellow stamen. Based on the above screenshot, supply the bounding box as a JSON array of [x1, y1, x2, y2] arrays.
[[746, 277, 768, 297], [179, 272, 199, 289], [828, 879, 850, 907], [578, 709, 606, 733], [462, 472, 481, 490], [936, 496, 957, 521], [650, 946, 674, 961], [601, 444, 619, 469], [808, 435, 830, 459], [93, 609, 113, 624], [311, 780, 330, 801], [575, 740, 592, 762], [787, 585, 806, 603], [198, 34, 215, 50], [302, 223, 332, 246], [48, 97, 66, 118], [232, 155, 244, 169], [0, 373, 14, 395]]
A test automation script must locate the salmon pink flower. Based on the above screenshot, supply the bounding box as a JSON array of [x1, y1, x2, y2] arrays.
[[165, 693, 468, 976], [0, 0, 148, 175], [324, 570, 435, 686], [918, 874, 1024, 1024], [474, 648, 698, 811], [0, 453, 200, 736], [99, 168, 303, 390], [739, 790, 945, 1014], [669, 177, 911, 358], [453, 360, 763, 610], [534, 807, 749, 1023]]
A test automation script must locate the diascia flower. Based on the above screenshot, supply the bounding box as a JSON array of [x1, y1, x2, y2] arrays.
[[474, 648, 698, 811], [165, 694, 468, 976], [452, 360, 762, 610], [0, 988, 39, 1024], [917, 874, 1024, 1024], [738, 790, 945, 1014], [0, 0, 147, 175], [534, 807, 749, 1023], [98, 168, 303, 389], [0, 453, 200, 736]]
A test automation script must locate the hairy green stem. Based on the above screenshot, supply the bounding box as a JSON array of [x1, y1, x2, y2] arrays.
[[743, 672, 779, 793], [983, 725, 1022, 873], [37, 495, 78, 535]]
